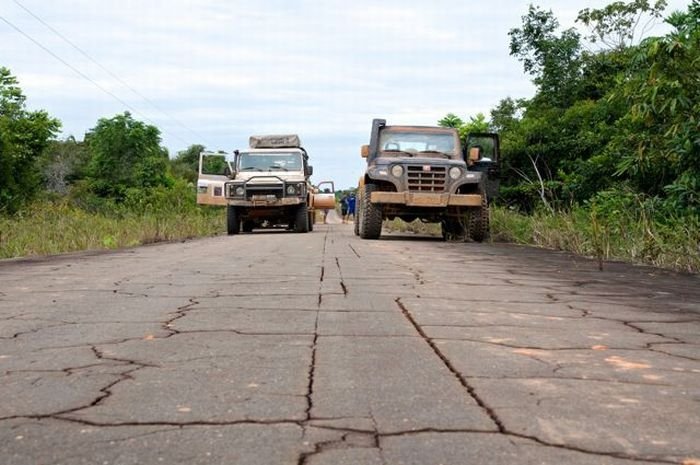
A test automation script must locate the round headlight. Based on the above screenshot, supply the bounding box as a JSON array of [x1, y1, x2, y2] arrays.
[[391, 165, 404, 177], [448, 166, 462, 180], [235, 186, 245, 196], [286, 185, 297, 195]]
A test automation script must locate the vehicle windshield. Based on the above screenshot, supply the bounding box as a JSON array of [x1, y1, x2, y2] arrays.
[[238, 152, 303, 171], [378, 131, 457, 158]]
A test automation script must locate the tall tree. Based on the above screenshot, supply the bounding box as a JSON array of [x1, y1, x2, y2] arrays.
[[613, 1, 700, 209], [171, 143, 206, 183], [85, 112, 171, 198], [577, 0, 668, 50], [509, 5, 583, 108], [0, 67, 60, 213]]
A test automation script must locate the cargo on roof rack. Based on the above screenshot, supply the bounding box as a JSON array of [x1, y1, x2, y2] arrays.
[[249, 134, 301, 149]]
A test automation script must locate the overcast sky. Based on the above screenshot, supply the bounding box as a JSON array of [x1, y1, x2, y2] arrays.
[[1, 0, 689, 188]]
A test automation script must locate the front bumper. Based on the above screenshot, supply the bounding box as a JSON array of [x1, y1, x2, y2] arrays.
[[227, 197, 304, 207], [370, 192, 482, 207]]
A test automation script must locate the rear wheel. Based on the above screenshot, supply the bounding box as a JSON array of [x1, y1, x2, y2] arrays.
[[242, 220, 254, 233], [359, 184, 383, 239], [226, 206, 240, 235], [441, 217, 467, 242], [294, 204, 310, 233]]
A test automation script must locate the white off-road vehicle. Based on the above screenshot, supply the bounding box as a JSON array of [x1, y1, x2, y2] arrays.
[[197, 135, 334, 235]]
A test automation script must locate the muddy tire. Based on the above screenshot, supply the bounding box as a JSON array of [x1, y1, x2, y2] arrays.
[[294, 204, 310, 233], [441, 218, 467, 242], [242, 220, 255, 233], [359, 184, 382, 239], [468, 196, 490, 242], [308, 211, 314, 232], [227, 206, 240, 235]]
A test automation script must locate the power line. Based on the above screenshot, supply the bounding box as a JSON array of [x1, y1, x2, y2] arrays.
[[12, 0, 211, 146], [0, 13, 193, 148]]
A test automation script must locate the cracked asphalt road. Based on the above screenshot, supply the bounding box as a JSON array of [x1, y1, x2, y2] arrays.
[[1, 224, 699, 465]]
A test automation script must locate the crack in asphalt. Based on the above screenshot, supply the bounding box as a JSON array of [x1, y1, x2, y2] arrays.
[[335, 257, 348, 296], [160, 299, 201, 337], [297, 431, 379, 465], [624, 321, 685, 344], [348, 243, 361, 258], [395, 298, 504, 432], [304, 229, 328, 425], [1, 321, 73, 340], [394, 297, 681, 464]]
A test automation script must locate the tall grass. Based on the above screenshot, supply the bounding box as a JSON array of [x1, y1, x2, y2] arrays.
[[0, 186, 224, 259], [491, 205, 700, 273], [383, 193, 700, 273]]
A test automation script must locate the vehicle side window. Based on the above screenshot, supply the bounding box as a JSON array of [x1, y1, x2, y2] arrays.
[[201, 155, 228, 175]]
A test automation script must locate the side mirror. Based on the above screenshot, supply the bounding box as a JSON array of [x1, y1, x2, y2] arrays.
[[307, 165, 314, 176], [360, 144, 369, 158], [223, 166, 231, 176]]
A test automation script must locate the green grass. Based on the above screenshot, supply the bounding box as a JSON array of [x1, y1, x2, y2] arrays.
[[384, 206, 700, 273], [491, 207, 700, 273], [0, 200, 224, 259]]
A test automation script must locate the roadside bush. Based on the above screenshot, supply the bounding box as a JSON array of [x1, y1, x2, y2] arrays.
[[0, 184, 225, 259]]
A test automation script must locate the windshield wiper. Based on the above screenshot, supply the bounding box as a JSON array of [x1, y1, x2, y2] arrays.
[[268, 165, 288, 171], [241, 167, 261, 171], [383, 149, 415, 157], [418, 150, 450, 159]]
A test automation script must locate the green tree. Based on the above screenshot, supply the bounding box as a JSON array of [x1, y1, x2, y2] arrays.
[[577, 0, 668, 50], [437, 112, 490, 146], [509, 5, 583, 108], [613, 1, 700, 210], [85, 112, 171, 198], [0, 67, 60, 213], [171, 144, 206, 183], [438, 113, 464, 128]]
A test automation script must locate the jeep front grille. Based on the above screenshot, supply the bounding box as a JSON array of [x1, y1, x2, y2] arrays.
[[407, 166, 447, 192], [245, 184, 283, 199]]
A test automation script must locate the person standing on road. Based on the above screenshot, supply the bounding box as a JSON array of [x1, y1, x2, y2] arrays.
[[340, 194, 349, 223], [346, 193, 356, 223]]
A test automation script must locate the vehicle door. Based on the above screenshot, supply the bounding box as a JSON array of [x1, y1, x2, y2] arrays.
[[465, 133, 500, 202], [196, 152, 232, 206], [313, 181, 336, 210]]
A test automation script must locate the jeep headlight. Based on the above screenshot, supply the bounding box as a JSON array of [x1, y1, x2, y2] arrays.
[[448, 167, 462, 180], [286, 184, 297, 195], [234, 186, 245, 196], [391, 165, 404, 177]]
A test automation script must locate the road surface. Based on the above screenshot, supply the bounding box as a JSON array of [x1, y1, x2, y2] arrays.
[[1, 224, 699, 464]]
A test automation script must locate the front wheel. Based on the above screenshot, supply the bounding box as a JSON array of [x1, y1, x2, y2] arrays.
[[468, 196, 490, 242], [294, 204, 310, 233], [227, 206, 240, 235], [359, 184, 383, 239]]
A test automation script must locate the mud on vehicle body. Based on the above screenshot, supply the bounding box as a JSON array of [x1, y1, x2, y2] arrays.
[[356, 119, 499, 241]]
